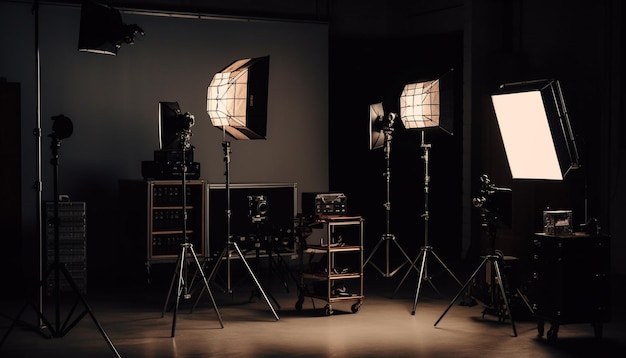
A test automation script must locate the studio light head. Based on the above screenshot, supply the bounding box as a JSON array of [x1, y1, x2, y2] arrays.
[[399, 69, 454, 135], [491, 79, 580, 180], [178, 111, 195, 132], [158, 102, 195, 151], [78, 1, 144, 56], [50, 114, 73, 140], [368, 102, 396, 150], [207, 56, 270, 140]]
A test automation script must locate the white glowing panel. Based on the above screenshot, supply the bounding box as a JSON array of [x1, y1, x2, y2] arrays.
[[400, 79, 440, 129], [207, 58, 251, 128], [491, 91, 563, 180], [206, 56, 269, 140]]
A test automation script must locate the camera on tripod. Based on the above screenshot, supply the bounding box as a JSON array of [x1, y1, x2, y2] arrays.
[[472, 174, 512, 229]]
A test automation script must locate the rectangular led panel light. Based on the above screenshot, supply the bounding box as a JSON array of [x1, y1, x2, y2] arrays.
[[491, 79, 579, 180]]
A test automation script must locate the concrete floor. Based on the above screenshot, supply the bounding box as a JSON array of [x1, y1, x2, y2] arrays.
[[1, 258, 625, 358]]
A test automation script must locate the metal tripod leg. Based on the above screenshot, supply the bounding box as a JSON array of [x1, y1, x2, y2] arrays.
[[162, 243, 223, 337], [248, 246, 281, 310], [0, 263, 120, 356], [268, 247, 298, 293], [392, 245, 462, 303], [194, 242, 279, 321], [363, 233, 415, 277], [412, 246, 462, 313], [491, 258, 518, 336], [434, 255, 518, 337]]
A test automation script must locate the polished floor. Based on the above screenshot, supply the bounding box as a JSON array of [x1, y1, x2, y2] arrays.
[[1, 258, 625, 358]]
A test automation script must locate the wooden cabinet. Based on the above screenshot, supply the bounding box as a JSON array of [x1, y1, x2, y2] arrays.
[[146, 180, 206, 262]]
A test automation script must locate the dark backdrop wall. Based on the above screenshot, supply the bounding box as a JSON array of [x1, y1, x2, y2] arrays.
[[468, 0, 624, 275], [1, 0, 625, 297], [329, 33, 465, 272], [0, 1, 329, 290], [329, 0, 626, 279]]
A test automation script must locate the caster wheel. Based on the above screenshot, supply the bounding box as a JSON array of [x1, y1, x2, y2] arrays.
[[351, 302, 361, 313], [537, 321, 545, 337], [295, 300, 303, 311], [324, 304, 333, 316], [547, 325, 559, 342], [593, 323, 603, 338]]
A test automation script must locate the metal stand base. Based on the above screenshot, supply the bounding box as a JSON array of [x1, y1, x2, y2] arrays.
[[392, 131, 462, 312], [434, 254, 518, 337], [194, 241, 280, 321], [0, 263, 120, 356], [247, 243, 281, 309], [2, 135, 119, 356], [363, 233, 414, 277], [393, 245, 463, 313], [268, 247, 299, 293], [162, 243, 224, 337]]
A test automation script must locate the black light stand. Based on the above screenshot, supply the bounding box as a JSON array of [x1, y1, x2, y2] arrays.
[[1, 116, 120, 356], [246, 196, 281, 309], [392, 131, 462, 313], [161, 116, 224, 337], [363, 113, 414, 278], [266, 226, 300, 294], [196, 138, 279, 320], [435, 249, 518, 335], [434, 175, 533, 337]]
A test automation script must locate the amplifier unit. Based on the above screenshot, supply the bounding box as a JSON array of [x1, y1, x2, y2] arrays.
[[302, 192, 347, 216], [141, 160, 200, 180]]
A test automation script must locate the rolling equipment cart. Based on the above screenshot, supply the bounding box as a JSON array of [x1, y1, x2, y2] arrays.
[[295, 216, 364, 315]]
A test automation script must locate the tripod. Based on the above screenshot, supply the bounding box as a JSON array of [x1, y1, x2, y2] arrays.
[[1, 132, 120, 357], [161, 124, 223, 337], [266, 228, 300, 294], [194, 140, 279, 320], [392, 131, 462, 313], [434, 205, 533, 337], [363, 122, 414, 278], [247, 215, 281, 309]]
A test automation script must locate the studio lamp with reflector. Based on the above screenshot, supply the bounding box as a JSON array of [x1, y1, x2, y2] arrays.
[[399, 70, 454, 135], [203, 55, 278, 320], [207, 56, 270, 140], [78, 1, 144, 56], [363, 101, 415, 279], [392, 69, 462, 314], [368, 102, 395, 151]]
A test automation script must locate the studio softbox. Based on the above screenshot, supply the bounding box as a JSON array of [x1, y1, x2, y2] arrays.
[[207, 56, 270, 140], [399, 70, 454, 135], [491, 79, 580, 180]]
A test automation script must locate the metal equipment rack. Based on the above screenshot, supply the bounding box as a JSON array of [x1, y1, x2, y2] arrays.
[[295, 216, 364, 316]]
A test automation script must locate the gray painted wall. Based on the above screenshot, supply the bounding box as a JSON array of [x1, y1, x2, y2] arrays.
[[1, 1, 328, 282]]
